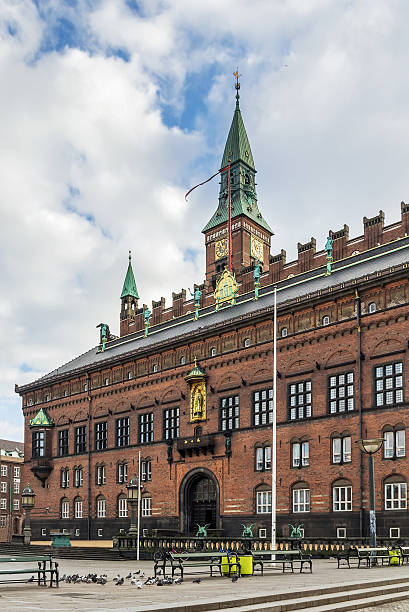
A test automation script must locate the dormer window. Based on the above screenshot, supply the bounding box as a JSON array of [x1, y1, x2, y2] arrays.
[[127, 371, 133, 380], [64, 389, 68, 397], [104, 378, 109, 386]]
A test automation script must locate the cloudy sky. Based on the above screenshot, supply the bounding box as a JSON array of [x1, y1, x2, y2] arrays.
[[2, 0, 409, 442]]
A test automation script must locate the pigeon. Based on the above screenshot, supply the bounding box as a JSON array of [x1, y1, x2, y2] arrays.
[[116, 577, 124, 586], [144, 577, 156, 585], [193, 578, 201, 584], [113, 574, 121, 582], [125, 572, 132, 579], [232, 575, 239, 583], [136, 580, 143, 589], [134, 570, 140, 575], [174, 577, 183, 584], [27, 576, 35, 583], [156, 579, 164, 586]]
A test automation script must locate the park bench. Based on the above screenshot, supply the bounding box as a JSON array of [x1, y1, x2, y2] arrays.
[[251, 549, 312, 574], [337, 546, 401, 569], [398, 546, 409, 564], [0, 555, 59, 587], [159, 551, 240, 579]]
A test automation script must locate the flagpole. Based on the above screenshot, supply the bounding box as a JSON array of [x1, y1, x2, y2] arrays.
[[137, 450, 141, 561], [227, 160, 232, 272], [271, 286, 277, 553]]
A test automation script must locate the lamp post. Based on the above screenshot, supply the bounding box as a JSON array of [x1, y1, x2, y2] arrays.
[[356, 438, 384, 550], [21, 483, 36, 546], [126, 474, 139, 536]]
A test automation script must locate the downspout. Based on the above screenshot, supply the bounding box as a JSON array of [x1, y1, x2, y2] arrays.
[[87, 373, 91, 541], [355, 289, 363, 539]]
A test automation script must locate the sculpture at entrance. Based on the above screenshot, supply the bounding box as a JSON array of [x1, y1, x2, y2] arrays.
[[196, 523, 210, 537], [289, 523, 304, 539]]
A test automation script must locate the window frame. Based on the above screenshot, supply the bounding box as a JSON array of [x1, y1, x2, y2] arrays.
[[291, 440, 310, 468], [94, 421, 108, 451], [255, 446, 271, 472], [32, 431, 45, 458], [220, 395, 240, 431], [96, 497, 106, 518], [288, 380, 312, 421], [333, 484, 352, 511], [117, 462, 128, 484], [61, 499, 69, 519], [328, 372, 355, 414], [331, 435, 352, 465], [383, 428, 405, 459], [60, 468, 69, 489], [58, 429, 69, 457], [256, 490, 272, 514], [74, 466, 83, 488], [253, 388, 274, 426], [118, 496, 128, 518], [96, 464, 106, 486], [163, 406, 180, 441], [115, 417, 130, 447], [141, 460, 152, 482], [74, 425, 87, 454], [139, 412, 154, 444], [292, 487, 310, 513], [385, 481, 407, 510], [373, 361, 404, 408], [142, 496, 152, 517]]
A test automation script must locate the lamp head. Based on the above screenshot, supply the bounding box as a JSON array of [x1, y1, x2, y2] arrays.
[[356, 438, 384, 454]]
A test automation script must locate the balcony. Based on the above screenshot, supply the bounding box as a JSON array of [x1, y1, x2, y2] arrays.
[[177, 434, 215, 458], [30, 458, 53, 485]]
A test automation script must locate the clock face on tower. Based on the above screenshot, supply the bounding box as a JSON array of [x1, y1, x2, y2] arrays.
[[215, 238, 228, 260], [250, 235, 264, 263]]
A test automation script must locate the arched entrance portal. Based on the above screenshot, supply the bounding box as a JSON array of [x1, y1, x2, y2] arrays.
[[179, 468, 220, 534]]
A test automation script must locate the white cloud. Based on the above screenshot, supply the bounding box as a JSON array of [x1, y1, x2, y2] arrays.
[[2, 0, 409, 441]]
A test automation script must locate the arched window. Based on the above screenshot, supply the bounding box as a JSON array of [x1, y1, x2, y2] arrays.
[[281, 327, 288, 338], [96, 495, 106, 518], [292, 481, 310, 513], [210, 347, 216, 357], [118, 494, 128, 518], [61, 498, 69, 519], [243, 338, 251, 348], [131, 302, 135, 310], [385, 475, 407, 510], [255, 484, 271, 514], [180, 356, 186, 365], [74, 496, 83, 519], [368, 302, 377, 314], [332, 479, 352, 511], [322, 315, 330, 326], [383, 425, 405, 459], [152, 364, 158, 373]]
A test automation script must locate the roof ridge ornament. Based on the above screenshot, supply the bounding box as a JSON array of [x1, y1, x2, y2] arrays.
[[233, 69, 241, 109]]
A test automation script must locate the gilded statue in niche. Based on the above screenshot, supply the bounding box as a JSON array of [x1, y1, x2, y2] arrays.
[[190, 381, 206, 422]]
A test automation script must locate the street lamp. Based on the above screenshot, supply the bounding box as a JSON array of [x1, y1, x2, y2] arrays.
[[126, 474, 139, 535], [356, 438, 384, 550], [22, 483, 36, 546]]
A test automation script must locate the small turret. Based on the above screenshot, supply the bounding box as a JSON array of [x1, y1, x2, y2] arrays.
[[120, 251, 140, 336]]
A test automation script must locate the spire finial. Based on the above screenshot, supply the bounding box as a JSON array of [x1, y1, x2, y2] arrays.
[[128, 250, 131, 263], [233, 69, 241, 109]]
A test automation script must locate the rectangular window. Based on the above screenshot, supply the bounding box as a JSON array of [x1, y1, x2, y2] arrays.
[[384, 430, 406, 459], [32, 431, 45, 458], [164, 407, 180, 440], [0, 466, 6, 477], [337, 527, 347, 539], [118, 463, 128, 484], [97, 498, 106, 518], [61, 469, 69, 489], [13, 499, 19, 511], [13, 482, 19, 494], [0, 483, 6, 493], [220, 396, 240, 431], [333, 486, 352, 511], [139, 413, 154, 444], [141, 460, 152, 482], [118, 497, 128, 518], [96, 465, 106, 485], [116, 417, 130, 447], [74, 467, 83, 487], [0, 516, 6, 528], [293, 488, 310, 513], [14, 467, 20, 478], [328, 372, 354, 413], [142, 497, 152, 517], [292, 442, 309, 467], [256, 447, 271, 471], [288, 380, 312, 421], [75, 500, 83, 518], [256, 490, 272, 514], [74, 426, 87, 454], [385, 482, 407, 510], [95, 421, 108, 451], [0, 499, 6, 510], [332, 437, 352, 464], [253, 388, 274, 426], [374, 362, 404, 407], [58, 430, 69, 456]]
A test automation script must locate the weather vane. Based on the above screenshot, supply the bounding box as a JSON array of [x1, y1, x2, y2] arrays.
[[233, 69, 241, 91]]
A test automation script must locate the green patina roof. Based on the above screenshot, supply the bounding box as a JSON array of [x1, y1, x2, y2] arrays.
[[202, 93, 273, 235], [121, 252, 139, 299], [221, 96, 255, 170], [185, 359, 207, 381], [29, 407, 54, 428]]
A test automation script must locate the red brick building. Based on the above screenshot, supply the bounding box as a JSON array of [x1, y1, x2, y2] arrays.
[[0, 439, 24, 542], [16, 88, 409, 543]]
